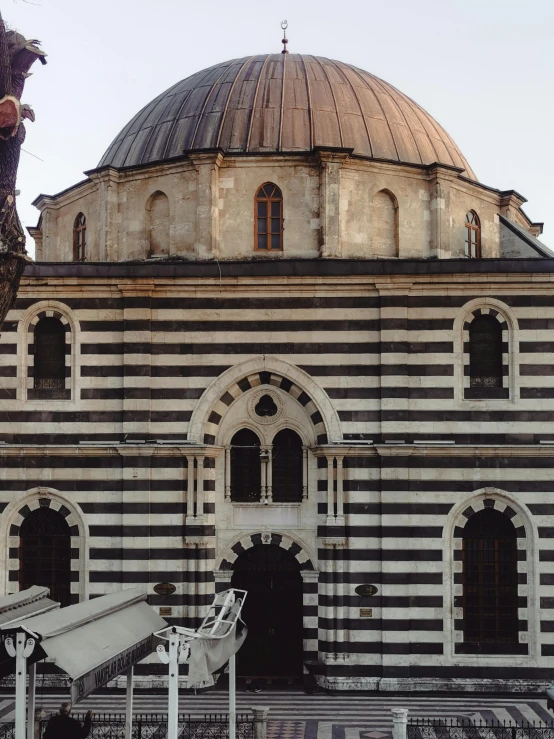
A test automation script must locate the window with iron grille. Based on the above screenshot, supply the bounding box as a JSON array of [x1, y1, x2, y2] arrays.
[[461, 508, 519, 653], [465, 210, 481, 258], [255, 183, 283, 251], [469, 314, 503, 394], [272, 428, 303, 502], [231, 429, 261, 502], [33, 318, 67, 399], [73, 213, 86, 261], [19, 507, 72, 607]]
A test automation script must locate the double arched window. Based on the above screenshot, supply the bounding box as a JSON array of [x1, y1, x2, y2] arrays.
[[465, 211, 481, 258], [230, 429, 261, 502], [230, 427, 303, 502], [255, 183, 283, 251], [73, 213, 86, 261], [462, 508, 518, 650]]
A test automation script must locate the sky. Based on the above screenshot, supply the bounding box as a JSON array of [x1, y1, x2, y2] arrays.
[[5, 0, 554, 255]]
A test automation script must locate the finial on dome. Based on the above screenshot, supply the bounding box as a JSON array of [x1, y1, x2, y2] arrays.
[[280, 20, 289, 54]]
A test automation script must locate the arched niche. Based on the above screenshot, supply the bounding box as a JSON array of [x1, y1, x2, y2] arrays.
[[146, 191, 170, 255], [372, 189, 398, 257]]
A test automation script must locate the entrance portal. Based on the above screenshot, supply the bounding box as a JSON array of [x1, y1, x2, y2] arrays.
[[231, 543, 303, 678]]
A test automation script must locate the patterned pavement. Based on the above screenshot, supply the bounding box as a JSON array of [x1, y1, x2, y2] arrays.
[[0, 690, 551, 738]]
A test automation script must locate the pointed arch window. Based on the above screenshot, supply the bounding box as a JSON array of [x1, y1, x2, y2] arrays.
[[461, 508, 519, 652], [255, 183, 283, 251], [73, 213, 86, 262], [231, 429, 261, 502], [272, 429, 303, 502], [31, 317, 68, 400], [19, 507, 72, 607], [465, 211, 481, 258]]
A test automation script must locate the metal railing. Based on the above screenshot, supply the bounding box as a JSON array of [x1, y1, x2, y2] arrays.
[[407, 718, 554, 739], [38, 713, 254, 739]]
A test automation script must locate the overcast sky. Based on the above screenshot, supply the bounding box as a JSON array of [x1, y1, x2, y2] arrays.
[[6, 0, 554, 255]]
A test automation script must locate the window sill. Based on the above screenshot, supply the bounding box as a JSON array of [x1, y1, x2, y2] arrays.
[[464, 388, 509, 400], [230, 501, 302, 507], [27, 390, 71, 401], [455, 642, 527, 655]]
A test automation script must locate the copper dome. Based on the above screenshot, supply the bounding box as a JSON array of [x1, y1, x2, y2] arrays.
[[98, 54, 476, 179]]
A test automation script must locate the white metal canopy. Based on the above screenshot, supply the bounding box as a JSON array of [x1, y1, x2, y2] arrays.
[[0, 587, 59, 678], [0, 586, 58, 627], [2, 588, 167, 701]]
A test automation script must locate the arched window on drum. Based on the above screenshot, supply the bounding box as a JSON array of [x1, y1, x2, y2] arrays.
[[255, 183, 283, 251], [73, 213, 86, 261], [465, 211, 481, 258]]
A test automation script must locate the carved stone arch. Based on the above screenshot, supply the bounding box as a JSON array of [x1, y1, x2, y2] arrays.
[[188, 356, 342, 445], [0, 487, 89, 602], [215, 530, 317, 572], [443, 487, 538, 660], [17, 300, 80, 402], [453, 298, 519, 403]]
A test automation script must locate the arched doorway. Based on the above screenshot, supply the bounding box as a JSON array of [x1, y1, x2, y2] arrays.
[[19, 507, 71, 606], [231, 544, 303, 678]]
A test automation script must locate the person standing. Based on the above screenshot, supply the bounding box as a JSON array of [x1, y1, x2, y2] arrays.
[[43, 703, 92, 739]]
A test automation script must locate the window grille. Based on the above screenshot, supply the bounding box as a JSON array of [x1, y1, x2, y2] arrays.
[[272, 428, 303, 502], [462, 508, 519, 647], [230, 429, 261, 502], [33, 318, 67, 399], [19, 508, 72, 607], [255, 183, 283, 251], [73, 213, 86, 261], [469, 314, 503, 389]]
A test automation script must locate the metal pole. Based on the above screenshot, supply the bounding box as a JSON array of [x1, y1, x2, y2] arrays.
[[167, 631, 179, 739], [9, 634, 33, 739], [229, 653, 236, 739], [124, 666, 134, 739], [27, 662, 36, 739]]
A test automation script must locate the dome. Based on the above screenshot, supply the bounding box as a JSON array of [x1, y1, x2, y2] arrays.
[[98, 54, 476, 179]]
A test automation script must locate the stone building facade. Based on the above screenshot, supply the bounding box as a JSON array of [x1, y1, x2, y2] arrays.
[[1, 53, 553, 691]]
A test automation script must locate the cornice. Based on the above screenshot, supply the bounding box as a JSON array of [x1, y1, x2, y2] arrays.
[[0, 445, 223, 457]]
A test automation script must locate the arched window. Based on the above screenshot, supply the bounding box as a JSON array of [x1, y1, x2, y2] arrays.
[[147, 191, 170, 255], [469, 315, 503, 392], [372, 189, 398, 257], [255, 183, 283, 251], [465, 211, 481, 258], [272, 429, 303, 502], [462, 508, 518, 650], [19, 507, 71, 607], [32, 318, 67, 399], [231, 429, 261, 502], [73, 213, 86, 262]]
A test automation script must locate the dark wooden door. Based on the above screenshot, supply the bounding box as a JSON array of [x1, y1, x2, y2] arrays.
[[231, 544, 303, 677]]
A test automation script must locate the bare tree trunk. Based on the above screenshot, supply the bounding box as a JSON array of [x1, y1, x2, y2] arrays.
[[0, 11, 46, 328]]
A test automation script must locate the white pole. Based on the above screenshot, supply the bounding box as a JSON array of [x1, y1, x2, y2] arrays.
[[229, 653, 236, 739], [124, 666, 134, 739], [167, 631, 179, 739], [11, 634, 32, 739], [27, 662, 36, 739]]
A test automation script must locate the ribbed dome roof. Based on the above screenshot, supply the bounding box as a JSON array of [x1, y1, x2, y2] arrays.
[[98, 54, 476, 179]]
